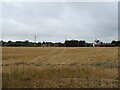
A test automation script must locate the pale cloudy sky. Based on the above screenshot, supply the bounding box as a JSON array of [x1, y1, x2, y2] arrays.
[[2, 2, 118, 43]]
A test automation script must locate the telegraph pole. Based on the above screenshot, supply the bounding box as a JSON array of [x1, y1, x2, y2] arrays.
[[35, 34, 36, 43]]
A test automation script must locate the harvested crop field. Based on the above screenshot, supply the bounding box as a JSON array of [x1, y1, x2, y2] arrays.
[[2, 47, 118, 88]]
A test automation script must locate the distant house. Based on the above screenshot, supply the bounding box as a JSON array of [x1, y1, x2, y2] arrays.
[[93, 39, 103, 47]]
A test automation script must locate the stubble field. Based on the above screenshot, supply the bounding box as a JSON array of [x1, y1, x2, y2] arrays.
[[2, 47, 118, 88]]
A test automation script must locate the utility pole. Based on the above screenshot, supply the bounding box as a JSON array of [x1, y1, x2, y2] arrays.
[[35, 34, 36, 43]]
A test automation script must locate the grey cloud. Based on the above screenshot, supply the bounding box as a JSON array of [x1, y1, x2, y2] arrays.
[[2, 2, 118, 43]]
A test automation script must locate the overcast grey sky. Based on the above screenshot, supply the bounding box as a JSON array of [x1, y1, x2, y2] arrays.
[[2, 2, 118, 43]]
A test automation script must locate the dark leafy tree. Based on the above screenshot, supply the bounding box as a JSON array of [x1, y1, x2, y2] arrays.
[[111, 40, 117, 45], [65, 40, 79, 47], [78, 41, 85, 47]]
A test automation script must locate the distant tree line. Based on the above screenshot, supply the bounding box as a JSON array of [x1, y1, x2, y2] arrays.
[[0, 40, 120, 47], [0, 40, 64, 47], [111, 40, 120, 46], [0, 40, 40, 47]]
